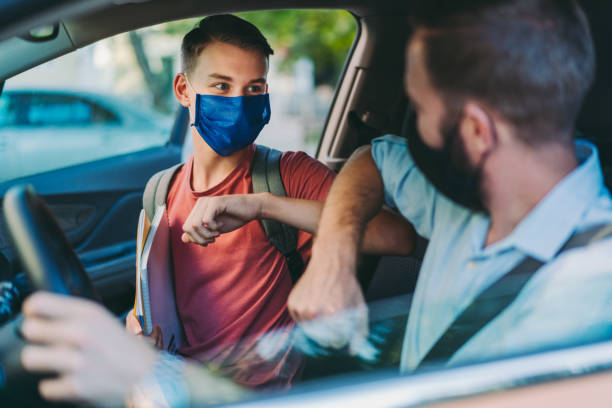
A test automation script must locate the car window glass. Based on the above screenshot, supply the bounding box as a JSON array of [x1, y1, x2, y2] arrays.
[[1, 31, 175, 183], [2, 7, 611, 406], [22, 93, 119, 126], [0, 94, 17, 127], [192, 285, 612, 405], [1, 10, 356, 182]]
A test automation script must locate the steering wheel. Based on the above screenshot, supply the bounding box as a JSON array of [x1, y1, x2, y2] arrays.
[[0, 185, 100, 405]]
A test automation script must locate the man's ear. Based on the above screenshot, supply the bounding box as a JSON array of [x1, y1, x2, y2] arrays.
[[460, 102, 497, 164], [174, 73, 191, 108], [264, 83, 269, 94]]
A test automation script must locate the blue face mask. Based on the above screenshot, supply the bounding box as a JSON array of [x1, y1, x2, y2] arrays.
[[187, 78, 271, 156]]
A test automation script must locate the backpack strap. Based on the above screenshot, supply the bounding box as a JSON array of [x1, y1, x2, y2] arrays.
[[142, 163, 183, 223], [417, 223, 612, 368], [252, 145, 304, 284]]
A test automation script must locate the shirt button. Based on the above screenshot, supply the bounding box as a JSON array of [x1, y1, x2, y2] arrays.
[[467, 261, 476, 270]]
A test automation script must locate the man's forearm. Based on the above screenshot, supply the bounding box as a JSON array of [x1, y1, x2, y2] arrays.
[[315, 146, 385, 254], [285, 146, 387, 324]]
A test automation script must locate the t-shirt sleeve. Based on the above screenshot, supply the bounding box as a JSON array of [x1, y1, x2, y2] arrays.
[[371, 134, 440, 239], [279, 151, 336, 263], [279, 151, 336, 201]]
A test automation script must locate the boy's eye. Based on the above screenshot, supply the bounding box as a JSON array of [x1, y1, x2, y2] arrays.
[[214, 83, 229, 91], [247, 85, 263, 94]]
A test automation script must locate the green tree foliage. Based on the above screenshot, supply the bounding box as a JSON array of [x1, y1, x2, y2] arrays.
[[163, 10, 357, 86]]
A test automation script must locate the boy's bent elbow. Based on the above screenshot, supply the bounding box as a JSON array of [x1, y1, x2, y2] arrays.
[[393, 219, 417, 256], [362, 209, 416, 255]]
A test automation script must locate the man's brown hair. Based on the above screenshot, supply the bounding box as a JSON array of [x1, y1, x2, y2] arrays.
[[412, 0, 595, 143]]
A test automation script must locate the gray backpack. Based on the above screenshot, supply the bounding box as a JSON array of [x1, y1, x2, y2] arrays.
[[142, 145, 304, 284]]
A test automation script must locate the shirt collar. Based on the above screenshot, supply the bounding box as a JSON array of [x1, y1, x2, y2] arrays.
[[473, 139, 605, 262]]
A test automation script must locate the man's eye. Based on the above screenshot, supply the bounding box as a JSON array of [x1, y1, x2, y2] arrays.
[[247, 85, 263, 94], [214, 83, 229, 91]]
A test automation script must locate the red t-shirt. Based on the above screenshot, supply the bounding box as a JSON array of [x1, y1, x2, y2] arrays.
[[166, 144, 335, 387]]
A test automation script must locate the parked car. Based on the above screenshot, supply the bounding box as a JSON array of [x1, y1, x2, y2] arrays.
[[1, 0, 612, 406], [0, 89, 172, 183]]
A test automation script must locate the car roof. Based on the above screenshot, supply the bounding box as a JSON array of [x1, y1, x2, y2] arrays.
[[0, 0, 411, 84], [0, 0, 411, 43]]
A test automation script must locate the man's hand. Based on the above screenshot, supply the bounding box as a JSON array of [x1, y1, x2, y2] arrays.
[[21, 292, 158, 407], [288, 237, 368, 353], [181, 194, 265, 245], [287, 146, 384, 350]]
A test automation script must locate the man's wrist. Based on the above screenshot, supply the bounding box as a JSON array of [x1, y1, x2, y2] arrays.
[[315, 223, 361, 253], [311, 230, 360, 275]]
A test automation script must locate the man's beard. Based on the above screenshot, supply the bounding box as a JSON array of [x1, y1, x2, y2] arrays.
[[406, 111, 486, 213]]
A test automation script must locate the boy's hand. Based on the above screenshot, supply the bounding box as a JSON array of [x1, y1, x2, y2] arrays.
[[126, 309, 143, 335], [126, 309, 164, 349], [181, 194, 266, 246]]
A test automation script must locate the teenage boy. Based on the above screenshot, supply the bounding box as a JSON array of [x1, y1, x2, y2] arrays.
[[125, 14, 414, 387]]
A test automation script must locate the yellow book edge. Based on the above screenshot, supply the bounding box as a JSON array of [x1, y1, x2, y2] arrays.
[[133, 209, 151, 321]]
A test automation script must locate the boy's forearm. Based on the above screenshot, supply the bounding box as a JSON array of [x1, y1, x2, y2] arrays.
[[363, 208, 416, 255], [258, 192, 321, 234], [256, 146, 414, 256]]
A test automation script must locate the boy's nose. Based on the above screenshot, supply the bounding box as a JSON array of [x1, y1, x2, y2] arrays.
[[229, 90, 249, 97]]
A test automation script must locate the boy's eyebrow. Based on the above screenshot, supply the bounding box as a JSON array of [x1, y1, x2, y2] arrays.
[[208, 73, 233, 81], [207, 74, 266, 85]]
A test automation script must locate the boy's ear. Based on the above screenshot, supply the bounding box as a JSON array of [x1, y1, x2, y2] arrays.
[[265, 83, 269, 94], [174, 73, 191, 107]]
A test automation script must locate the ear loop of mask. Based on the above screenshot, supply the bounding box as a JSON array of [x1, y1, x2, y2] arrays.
[[183, 73, 199, 130], [183, 73, 197, 95]]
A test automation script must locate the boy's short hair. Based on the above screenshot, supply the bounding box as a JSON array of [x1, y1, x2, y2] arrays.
[[181, 14, 274, 75], [412, 0, 595, 143]]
